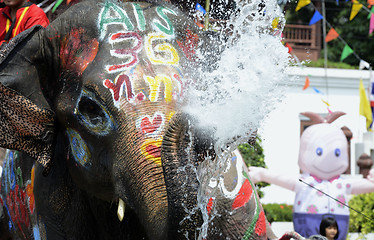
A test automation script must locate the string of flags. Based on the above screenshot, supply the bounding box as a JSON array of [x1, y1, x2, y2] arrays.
[[295, 0, 373, 69], [303, 68, 374, 130], [302, 76, 332, 112]]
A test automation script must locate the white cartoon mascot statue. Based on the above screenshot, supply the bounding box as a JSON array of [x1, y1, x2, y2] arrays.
[[249, 111, 374, 240]]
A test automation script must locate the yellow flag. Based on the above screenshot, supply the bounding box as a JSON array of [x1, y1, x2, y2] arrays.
[[296, 0, 311, 11], [359, 79, 373, 130], [350, 0, 363, 21]]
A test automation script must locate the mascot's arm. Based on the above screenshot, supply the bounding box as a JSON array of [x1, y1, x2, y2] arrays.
[[351, 178, 374, 194], [248, 166, 298, 191]]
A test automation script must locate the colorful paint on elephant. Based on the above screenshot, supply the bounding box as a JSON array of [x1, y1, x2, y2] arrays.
[[60, 28, 99, 75], [97, 2, 191, 170], [0, 151, 36, 238], [106, 32, 143, 73], [201, 151, 267, 239], [66, 128, 92, 167]]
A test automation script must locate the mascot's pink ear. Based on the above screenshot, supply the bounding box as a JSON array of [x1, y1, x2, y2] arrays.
[[301, 111, 346, 124], [325, 111, 346, 123]]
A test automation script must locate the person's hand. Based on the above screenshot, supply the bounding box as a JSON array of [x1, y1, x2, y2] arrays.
[[247, 166, 265, 183]]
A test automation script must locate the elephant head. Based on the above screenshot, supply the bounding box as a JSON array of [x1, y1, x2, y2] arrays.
[[0, 1, 276, 239]]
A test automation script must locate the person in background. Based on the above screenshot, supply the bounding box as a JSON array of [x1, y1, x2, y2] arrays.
[[319, 216, 339, 240], [0, 0, 49, 45]]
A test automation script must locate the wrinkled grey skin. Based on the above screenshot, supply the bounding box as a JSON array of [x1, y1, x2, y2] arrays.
[[0, 1, 282, 240]]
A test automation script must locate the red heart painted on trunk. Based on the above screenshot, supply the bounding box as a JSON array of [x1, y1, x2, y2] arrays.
[[145, 145, 161, 158], [141, 114, 163, 133]]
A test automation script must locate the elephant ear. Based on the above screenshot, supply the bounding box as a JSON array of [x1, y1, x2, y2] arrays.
[[0, 26, 55, 173]]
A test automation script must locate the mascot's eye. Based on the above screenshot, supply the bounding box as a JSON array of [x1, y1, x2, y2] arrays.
[[335, 148, 341, 157], [316, 147, 323, 156]]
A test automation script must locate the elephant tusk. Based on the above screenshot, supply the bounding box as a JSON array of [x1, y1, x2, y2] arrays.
[[117, 198, 126, 222]]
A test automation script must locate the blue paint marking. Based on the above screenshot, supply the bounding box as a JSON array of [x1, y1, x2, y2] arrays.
[[3, 151, 16, 193], [66, 128, 91, 167], [33, 225, 41, 240], [233, 176, 238, 184], [2, 201, 14, 231]]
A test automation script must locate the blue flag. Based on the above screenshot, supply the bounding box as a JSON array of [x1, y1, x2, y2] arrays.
[[196, 3, 207, 14], [309, 10, 323, 25], [312, 87, 323, 94]]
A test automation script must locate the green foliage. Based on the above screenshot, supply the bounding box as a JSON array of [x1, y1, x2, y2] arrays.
[[348, 192, 374, 233], [304, 58, 357, 69], [349, 192, 374, 233], [262, 203, 293, 222], [238, 136, 269, 198]]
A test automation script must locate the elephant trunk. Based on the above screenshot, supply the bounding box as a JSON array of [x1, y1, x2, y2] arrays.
[[162, 113, 212, 238]]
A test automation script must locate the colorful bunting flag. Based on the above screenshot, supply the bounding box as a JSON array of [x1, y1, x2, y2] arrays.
[[309, 10, 323, 25], [196, 3, 207, 14], [340, 44, 354, 61], [360, 79, 373, 130], [321, 99, 331, 107], [359, 60, 371, 70], [369, 72, 374, 128], [370, 14, 374, 34], [325, 28, 339, 42], [368, 0, 374, 7], [312, 87, 323, 94], [367, 6, 374, 19], [303, 76, 310, 90], [350, 0, 363, 21], [296, 0, 311, 11]]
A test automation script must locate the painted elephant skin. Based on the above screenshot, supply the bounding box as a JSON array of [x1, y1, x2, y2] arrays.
[[0, 0, 273, 239]]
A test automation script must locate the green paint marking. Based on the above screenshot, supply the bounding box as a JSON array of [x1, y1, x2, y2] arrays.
[[154, 6, 176, 35], [16, 167, 23, 188], [99, 2, 134, 38], [242, 171, 261, 240], [132, 3, 145, 31]]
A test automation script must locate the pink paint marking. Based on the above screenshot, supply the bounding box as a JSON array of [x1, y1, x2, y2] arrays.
[[172, 73, 184, 97], [207, 197, 214, 215], [255, 210, 266, 236], [176, 28, 199, 60], [104, 74, 134, 102], [145, 145, 161, 158], [108, 32, 143, 72], [140, 114, 163, 133], [231, 179, 253, 210], [136, 92, 145, 101]]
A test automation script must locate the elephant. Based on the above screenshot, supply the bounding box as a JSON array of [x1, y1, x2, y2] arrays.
[[0, 0, 304, 239]]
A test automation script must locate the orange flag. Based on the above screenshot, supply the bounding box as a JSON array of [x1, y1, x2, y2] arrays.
[[368, 0, 374, 7], [325, 28, 339, 42], [303, 76, 310, 90]]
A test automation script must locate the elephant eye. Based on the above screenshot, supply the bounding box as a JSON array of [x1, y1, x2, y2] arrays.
[[316, 147, 323, 156], [335, 148, 341, 157], [76, 92, 114, 135], [79, 97, 104, 125]]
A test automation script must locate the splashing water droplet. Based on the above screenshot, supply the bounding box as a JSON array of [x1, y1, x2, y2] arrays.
[[181, 0, 296, 238]]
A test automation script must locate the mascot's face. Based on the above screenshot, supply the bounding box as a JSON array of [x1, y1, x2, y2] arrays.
[[298, 123, 348, 180]]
